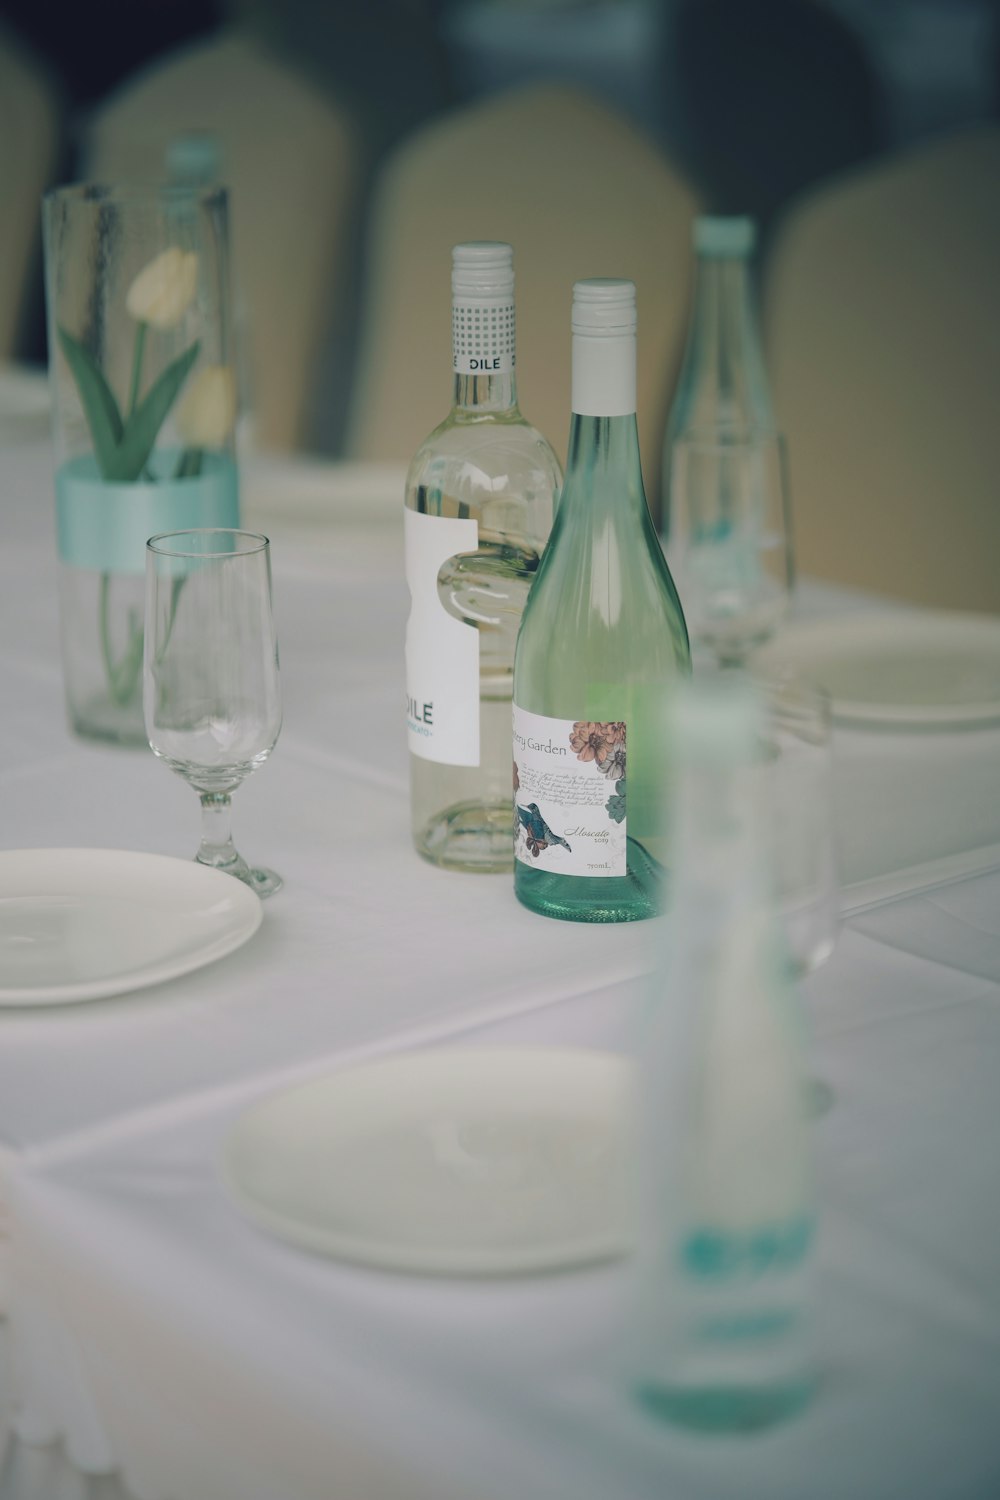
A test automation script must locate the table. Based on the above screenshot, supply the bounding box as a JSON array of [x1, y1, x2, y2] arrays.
[[1, 412, 999, 1500]]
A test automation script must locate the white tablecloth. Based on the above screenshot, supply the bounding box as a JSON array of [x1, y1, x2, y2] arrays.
[[1, 423, 999, 1499]]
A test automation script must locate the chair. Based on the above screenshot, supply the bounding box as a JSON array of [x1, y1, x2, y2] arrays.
[[343, 84, 702, 516], [764, 126, 1000, 613], [86, 29, 358, 451], [0, 24, 60, 358]]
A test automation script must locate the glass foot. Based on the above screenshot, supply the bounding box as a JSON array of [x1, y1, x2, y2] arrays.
[[245, 865, 282, 898], [196, 852, 282, 898]]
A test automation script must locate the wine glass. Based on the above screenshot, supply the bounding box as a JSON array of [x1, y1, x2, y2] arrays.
[[761, 673, 839, 976], [759, 671, 840, 1115], [144, 528, 283, 896], [668, 433, 793, 667]]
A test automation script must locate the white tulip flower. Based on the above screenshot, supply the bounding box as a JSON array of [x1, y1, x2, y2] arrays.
[[175, 364, 237, 448], [126, 248, 199, 329]]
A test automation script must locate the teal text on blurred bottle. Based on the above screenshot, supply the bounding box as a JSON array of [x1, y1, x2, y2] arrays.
[[663, 216, 774, 533], [626, 680, 816, 1431], [512, 279, 690, 923]]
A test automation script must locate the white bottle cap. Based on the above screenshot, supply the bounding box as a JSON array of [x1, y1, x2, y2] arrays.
[[571, 278, 637, 336], [571, 279, 636, 416], [694, 216, 756, 258], [166, 132, 223, 186], [452, 242, 515, 375], [452, 242, 514, 298]]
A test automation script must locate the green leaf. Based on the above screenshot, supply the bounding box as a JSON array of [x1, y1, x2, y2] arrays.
[[98, 577, 144, 706], [57, 326, 124, 481], [116, 339, 201, 481]]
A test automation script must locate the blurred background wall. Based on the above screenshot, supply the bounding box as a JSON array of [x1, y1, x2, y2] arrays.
[[4, 0, 999, 384], [1, 0, 998, 599]]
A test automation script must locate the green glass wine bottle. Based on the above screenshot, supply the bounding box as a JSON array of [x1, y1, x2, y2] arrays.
[[512, 279, 690, 922]]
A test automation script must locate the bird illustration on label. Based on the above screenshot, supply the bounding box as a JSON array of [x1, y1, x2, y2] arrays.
[[515, 802, 572, 858]]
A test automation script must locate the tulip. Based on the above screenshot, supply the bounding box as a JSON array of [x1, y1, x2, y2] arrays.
[[175, 364, 237, 449], [126, 248, 198, 330]]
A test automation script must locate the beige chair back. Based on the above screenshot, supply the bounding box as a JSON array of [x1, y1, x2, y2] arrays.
[[0, 25, 60, 357], [344, 84, 701, 514], [764, 126, 1000, 612], [86, 30, 357, 450]]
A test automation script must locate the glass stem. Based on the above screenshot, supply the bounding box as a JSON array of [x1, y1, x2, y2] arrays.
[[198, 792, 242, 871]]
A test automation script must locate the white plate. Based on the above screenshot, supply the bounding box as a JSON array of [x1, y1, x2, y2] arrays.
[[0, 849, 262, 1006], [752, 612, 1000, 727], [222, 1048, 633, 1276]]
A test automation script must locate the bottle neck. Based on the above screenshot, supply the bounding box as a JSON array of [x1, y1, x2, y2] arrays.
[[564, 328, 647, 519], [676, 254, 771, 434], [692, 255, 759, 349], [452, 294, 517, 414], [453, 369, 518, 413]]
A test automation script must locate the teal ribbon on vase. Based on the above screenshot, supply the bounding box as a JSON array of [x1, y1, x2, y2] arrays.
[[55, 451, 239, 574]]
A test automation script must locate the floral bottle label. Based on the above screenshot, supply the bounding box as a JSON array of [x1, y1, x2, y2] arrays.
[[512, 707, 627, 877], [405, 508, 480, 766]]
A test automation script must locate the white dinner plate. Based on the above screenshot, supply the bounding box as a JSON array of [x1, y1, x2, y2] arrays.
[[222, 1048, 633, 1276], [0, 849, 262, 1006], [751, 612, 1000, 728]]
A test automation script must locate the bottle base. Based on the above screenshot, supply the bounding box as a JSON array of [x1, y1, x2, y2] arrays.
[[514, 838, 662, 922], [415, 799, 513, 874], [636, 1375, 814, 1433]]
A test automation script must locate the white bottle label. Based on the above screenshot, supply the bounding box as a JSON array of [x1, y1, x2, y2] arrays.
[[405, 508, 480, 766], [453, 299, 515, 376], [513, 707, 627, 877]]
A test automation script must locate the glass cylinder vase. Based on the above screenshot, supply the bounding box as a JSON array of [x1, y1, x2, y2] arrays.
[[43, 183, 240, 744]]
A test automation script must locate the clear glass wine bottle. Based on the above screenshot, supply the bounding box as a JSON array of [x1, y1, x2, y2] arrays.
[[405, 242, 562, 872], [512, 279, 690, 923], [662, 216, 774, 532]]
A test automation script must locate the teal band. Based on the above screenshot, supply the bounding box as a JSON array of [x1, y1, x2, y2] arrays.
[[56, 452, 240, 574]]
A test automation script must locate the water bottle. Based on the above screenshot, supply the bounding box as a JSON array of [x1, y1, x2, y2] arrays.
[[663, 215, 774, 532], [625, 678, 816, 1430]]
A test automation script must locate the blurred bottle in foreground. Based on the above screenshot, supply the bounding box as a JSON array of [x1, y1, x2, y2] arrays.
[[405, 242, 561, 872], [166, 132, 255, 464], [625, 678, 815, 1431], [662, 216, 773, 534]]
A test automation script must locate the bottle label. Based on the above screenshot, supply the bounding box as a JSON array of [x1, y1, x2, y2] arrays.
[[405, 508, 480, 766], [453, 298, 515, 376], [513, 707, 627, 877]]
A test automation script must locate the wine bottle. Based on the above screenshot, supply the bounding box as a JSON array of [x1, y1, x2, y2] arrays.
[[405, 243, 561, 871], [625, 679, 815, 1430], [662, 216, 774, 530], [512, 279, 689, 922]]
